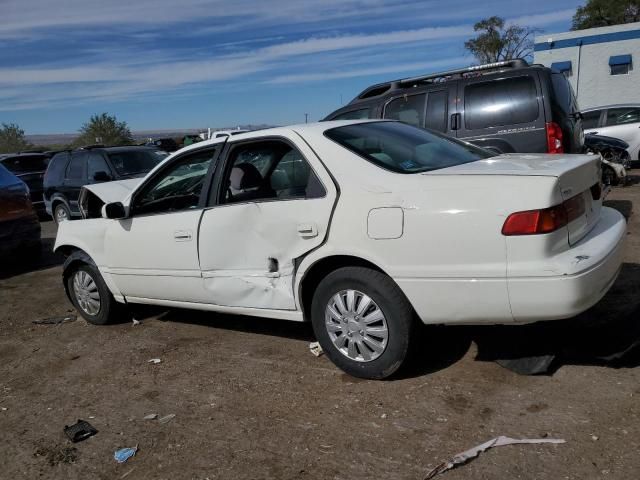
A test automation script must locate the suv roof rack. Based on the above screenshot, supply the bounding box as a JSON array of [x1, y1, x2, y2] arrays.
[[77, 144, 106, 150], [354, 58, 529, 102]]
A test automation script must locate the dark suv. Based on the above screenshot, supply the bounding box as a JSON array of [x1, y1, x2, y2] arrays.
[[0, 152, 50, 214], [44, 146, 167, 223], [324, 59, 583, 154]]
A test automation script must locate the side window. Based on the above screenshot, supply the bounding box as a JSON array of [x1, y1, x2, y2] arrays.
[[223, 140, 324, 204], [605, 108, 640, 126], [582, 110, 601, 129], [425, 90, 448, 132], [87, 153, 111, 180], [464, 76, 539, 130], [332, 108, 371, 120], [46, 153, 70, 183], [384, 94, 426, 127], [134, 148, 216, 215], [65, 153, 86, 180]]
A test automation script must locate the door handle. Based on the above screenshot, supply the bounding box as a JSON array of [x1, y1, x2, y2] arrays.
[[174, 230, 192, 241], [450, 113, 461, 131], [297, 223, 318, 238]]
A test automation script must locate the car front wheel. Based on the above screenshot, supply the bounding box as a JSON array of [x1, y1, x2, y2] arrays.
[[54, 203, 71, 224], [66, 263, 126, 325], [310, 266, 415, 379]]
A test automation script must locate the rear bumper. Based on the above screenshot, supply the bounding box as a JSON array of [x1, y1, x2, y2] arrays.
[[508, 206, 626, 323]]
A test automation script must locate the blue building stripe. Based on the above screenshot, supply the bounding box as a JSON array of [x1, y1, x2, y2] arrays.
[[534, 29, 640, 51]]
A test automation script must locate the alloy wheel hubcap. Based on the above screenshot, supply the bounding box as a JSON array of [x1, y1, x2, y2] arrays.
[[73, 270, 101, 316], [325, 289, 388, 362], [56, 207, 68, 222]]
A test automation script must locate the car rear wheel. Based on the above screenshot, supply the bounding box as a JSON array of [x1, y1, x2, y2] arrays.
[[66, 263, 125, 325], [54, 203, 71, 224], [310, 266, 415, 379]]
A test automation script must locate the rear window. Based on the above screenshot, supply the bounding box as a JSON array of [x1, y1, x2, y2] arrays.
[[331, 108, 372, 121], [1, 155, 48, 174], [464, 76, 539, 130], [107, 150, 166, 176], [384, 94, 425, 127], [325, 121, 493, 174]]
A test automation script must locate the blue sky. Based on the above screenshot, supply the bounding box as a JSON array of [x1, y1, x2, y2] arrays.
[[0, 0, 583, 134]]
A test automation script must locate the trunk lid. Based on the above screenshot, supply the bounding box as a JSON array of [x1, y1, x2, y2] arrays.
[[429, 153, 602, 245]]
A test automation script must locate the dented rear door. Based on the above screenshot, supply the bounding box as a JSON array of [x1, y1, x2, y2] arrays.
[[197, 134, 337, 310]]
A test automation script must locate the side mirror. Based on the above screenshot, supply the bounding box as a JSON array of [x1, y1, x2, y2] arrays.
[[93, 171, 111, 182], [102, 202, 127, 219]]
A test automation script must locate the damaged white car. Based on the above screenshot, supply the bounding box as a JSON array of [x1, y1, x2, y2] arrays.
[[55, 120, 626, 379]]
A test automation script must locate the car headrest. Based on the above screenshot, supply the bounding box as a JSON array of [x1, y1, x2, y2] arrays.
[[230, 163, 262, 190]]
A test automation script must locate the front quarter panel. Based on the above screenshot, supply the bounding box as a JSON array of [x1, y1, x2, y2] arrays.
[[53, 218, 127, 299]]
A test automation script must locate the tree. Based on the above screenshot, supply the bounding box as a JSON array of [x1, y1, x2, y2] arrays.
[[0, 123, 31, 154], [572, 0, 640, 30], [74, 113, 134, 147], [464, 16, 538, 64]]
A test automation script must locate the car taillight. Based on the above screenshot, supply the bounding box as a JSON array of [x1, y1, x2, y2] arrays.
[[502, 193, 585, 236], [546, 122, 564, 154]]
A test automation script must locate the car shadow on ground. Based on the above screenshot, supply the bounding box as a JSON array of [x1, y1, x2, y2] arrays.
[[0, 237, 63, 280], [133, 262, 640, 379], [465, 262, 640, 376], [604, 199, 633, 219]]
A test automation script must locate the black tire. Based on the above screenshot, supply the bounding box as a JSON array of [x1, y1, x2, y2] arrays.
[[53, 202, 71, 224], [66, 262, 127, 325], [310, 266, 415, 380]]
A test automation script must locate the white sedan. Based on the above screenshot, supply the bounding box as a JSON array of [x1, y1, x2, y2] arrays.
[[55, 120, 626, 379]]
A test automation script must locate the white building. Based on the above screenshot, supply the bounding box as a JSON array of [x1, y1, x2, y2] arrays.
[[534, 22, 640, 109]]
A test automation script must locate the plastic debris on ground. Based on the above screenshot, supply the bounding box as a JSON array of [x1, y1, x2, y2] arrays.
[[33, 315, 77, 325], [148, 358, 161, 364], [309, 342, 323, 357], [63, 419, 98, 443], [158, 414, 175, 424], [424, 436, 565, 479], [132, 319, 141, 326], [143, 413, 158, 420], [114, 445, 138, 463]]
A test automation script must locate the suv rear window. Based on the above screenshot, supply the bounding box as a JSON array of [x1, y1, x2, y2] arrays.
[[464, 76, 539, 130], [331, 108, 372, 121], [325, 121, 493, 174]]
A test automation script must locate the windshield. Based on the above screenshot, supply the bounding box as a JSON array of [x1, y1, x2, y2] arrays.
[[325, 121, 494, 173], [108, 150, 166, 176]]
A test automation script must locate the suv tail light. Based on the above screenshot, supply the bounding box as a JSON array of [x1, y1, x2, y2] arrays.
[[502, 193, 586, 236], [546, 122, 564, 154]]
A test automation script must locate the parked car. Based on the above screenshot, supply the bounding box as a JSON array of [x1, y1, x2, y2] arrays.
[[582, 104, 640, 163], [146, 138, 179, 152], [0, 163, 41, 259], [324, 59, 584, 155], [44, 146, 167, 223], [584, 133, 630, 185], [0, 152, 50, 214], [54, 120, 625, 379]]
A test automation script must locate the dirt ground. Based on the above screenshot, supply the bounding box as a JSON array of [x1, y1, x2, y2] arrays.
[[1, 179, 640, 480]]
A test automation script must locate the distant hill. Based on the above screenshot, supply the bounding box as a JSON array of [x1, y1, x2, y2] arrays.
[[26, 124, 275, 146]]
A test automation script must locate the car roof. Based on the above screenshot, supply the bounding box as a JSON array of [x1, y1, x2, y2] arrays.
[[582, 104, 640, 112], [81, 145, 159, 154]]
